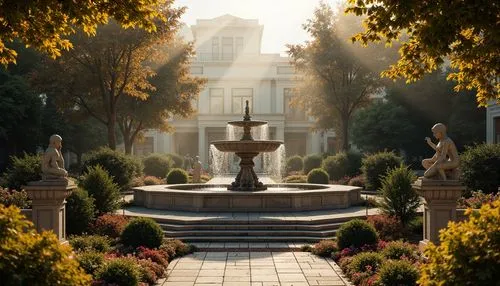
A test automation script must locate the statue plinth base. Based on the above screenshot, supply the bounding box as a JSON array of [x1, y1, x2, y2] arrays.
[[23, 178, 76, 242], [412, 178, 465, 251]]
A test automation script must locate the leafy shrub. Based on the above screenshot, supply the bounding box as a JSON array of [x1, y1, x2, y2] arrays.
[[0, 205, 91, 285], [419, 199, 500, 285], [322, 151, 363, 181], [348, 175, 365, 188], [166, 168, 188, 184], [382, 241, 417, 260], [82, 148, 142, 191], [307, 168, 329, 184], [312, 240, 337, 257], [303, 154, 323, 174], [337, 219, 378, 249], [69, 234, 111, 253], [0, 188, 31, 208], [345, 151, 363, 177], [76, 251, 105, 277], [366, 215, 404, 241], [136, 246, 169, 267], [166, 153, 184, 168], [286, 155, 303, 173], [66, 188, 96, 235], [143, 176, 164, 185], [96, 257, 141, 286], [142, 154, 172, 178], [1, 153, 41, 190], [379, 164, 419, 225], [130, 176, 145, 187], [162, 239, 193, 258], [378, 260, 419, 286], [121, 217, 164, 249], [322, 153, 348, 181], [283, 175, 307, 183], [408, 216, 423, 235], [137, 259, 160, 285], [361, 151, 403, 191], [93, 214, 128, 238], [301, 245, 313, 252], [460, 143, 500, 194], [457, 190, 500, 209], [348, 252, 385, 274], [79, 165, 121, 214]]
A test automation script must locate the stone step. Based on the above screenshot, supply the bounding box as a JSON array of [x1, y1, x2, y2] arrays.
[[162, 229, 337, 238], [150, 215, 366, 226], [158, 222, 344, 231], [170, 236, 335, 243]]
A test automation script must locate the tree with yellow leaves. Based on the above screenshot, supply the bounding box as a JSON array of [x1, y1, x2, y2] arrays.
[[0, 0, 172, 66], [346, 0, 500, 106]]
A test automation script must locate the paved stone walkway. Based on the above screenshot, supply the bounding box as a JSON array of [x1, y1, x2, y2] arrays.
[[156, 251, 350, 286]]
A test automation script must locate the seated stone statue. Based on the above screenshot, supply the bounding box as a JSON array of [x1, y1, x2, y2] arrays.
[[42, 134, 68, 180], [422, 123, 460, 180]]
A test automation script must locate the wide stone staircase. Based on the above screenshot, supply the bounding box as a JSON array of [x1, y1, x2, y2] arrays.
[[122, 206, 376, 243]]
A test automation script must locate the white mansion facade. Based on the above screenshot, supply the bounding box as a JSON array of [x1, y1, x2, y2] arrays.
[[135, 15, 336, 165]]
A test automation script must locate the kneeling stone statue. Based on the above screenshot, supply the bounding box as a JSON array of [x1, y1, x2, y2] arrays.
[[42, 134, 68, 180], [422, 123, 460, 180]]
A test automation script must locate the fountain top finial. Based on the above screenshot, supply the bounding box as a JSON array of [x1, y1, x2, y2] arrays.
[[243, 100, 251, 121]]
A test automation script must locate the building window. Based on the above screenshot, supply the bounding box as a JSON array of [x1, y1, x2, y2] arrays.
[[235, 37, 244, 56], [210, 88, 224, 114], [284, 88, 306, 120], [232, 88, 253, 114], [222, 37, 233, 60], [212, 37, 219, 60]]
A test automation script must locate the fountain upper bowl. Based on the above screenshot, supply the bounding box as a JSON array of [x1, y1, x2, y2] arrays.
[[212, 140, 283, 153], [227, 120, 268, 128]]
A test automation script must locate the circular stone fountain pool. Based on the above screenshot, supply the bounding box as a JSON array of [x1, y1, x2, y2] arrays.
[[133, 183, 362, 212], [134, 101, 361, 212]]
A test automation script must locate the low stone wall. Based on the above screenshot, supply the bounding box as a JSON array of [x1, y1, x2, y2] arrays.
[[134, 184, 362, 212]]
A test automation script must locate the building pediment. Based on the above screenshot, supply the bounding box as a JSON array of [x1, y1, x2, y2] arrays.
[[195, 14, 259, 27]]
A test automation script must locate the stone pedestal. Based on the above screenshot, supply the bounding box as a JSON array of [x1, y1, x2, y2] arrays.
[[23, 179, 75, 241], [412, 178, 465, 251]]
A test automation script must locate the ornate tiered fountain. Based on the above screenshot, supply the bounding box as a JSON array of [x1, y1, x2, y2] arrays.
[[133, 101, 362, 212], [212, 101, 282, 191]]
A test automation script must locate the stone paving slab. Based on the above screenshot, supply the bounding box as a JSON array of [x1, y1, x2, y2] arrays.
[[158, 252, 351, 286]]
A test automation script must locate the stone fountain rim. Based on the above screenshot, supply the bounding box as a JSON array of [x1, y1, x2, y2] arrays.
[[133, 183, 361, 194]]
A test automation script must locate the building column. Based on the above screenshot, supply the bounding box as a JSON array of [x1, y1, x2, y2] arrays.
[[323, 132, 328, 153], [311, 132, 321, 154], [198, 126, 206, 164]]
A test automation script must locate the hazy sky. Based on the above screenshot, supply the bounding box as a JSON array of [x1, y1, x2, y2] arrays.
[[174, 0, 342, 55]]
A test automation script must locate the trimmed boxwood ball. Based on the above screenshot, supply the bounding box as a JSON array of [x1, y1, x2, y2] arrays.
[[166, 168, 188, 184], [348, 251, 385, 274], [121, 217, 164, 249], [96, 257, 141, 286], [303, 154, 323, 174], [378, 260, 419, 286], [337, 219, 378, 249], [307, 168, 329, 184], [286, 155, 303, 172]]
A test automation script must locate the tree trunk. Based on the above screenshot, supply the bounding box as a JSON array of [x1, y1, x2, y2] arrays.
[[107, 115, 117, 150], [339, 115, 350, 152], [124, 137, 133, 155]]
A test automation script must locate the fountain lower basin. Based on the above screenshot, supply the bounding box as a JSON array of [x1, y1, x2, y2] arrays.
[[133, 184, 362, 212]]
